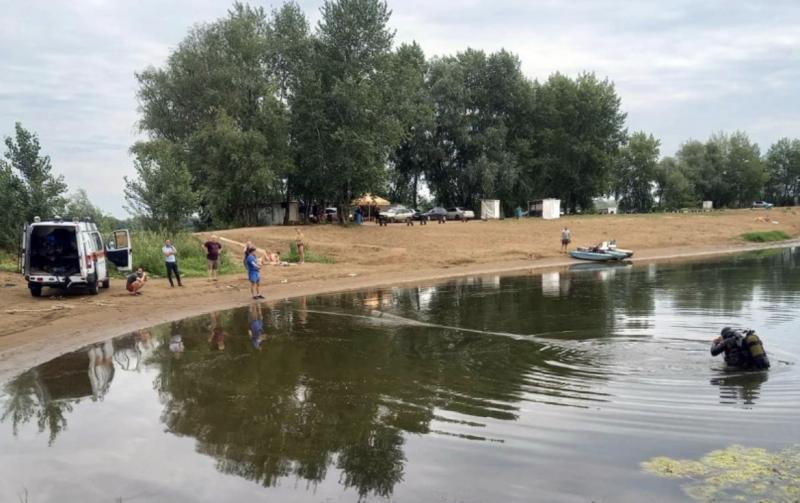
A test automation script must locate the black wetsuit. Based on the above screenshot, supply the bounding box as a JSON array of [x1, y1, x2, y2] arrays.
[[711, 332, 770, 370]]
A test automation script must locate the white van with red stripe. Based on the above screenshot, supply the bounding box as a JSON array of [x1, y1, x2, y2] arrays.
[[21, 217, 132, 297]]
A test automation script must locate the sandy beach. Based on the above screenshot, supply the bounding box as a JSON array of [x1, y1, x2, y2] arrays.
[[1, 208, 798, 380]]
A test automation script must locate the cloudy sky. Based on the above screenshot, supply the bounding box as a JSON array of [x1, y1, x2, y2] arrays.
[[1, 0, 798, 216]]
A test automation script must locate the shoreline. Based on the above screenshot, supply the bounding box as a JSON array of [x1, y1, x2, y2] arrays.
[[1, 238, 797, 381]]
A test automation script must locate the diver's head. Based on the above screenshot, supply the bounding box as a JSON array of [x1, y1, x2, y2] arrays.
[[721, 327, 737, 339]]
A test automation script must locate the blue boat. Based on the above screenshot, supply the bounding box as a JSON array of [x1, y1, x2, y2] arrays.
[[570, 249, 619, 261]]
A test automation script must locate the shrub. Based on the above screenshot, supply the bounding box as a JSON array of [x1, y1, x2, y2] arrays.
[[741, 230, 791, 243]]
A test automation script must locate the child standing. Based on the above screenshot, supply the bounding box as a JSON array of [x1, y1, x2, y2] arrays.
[[245, 247, 264, 299]]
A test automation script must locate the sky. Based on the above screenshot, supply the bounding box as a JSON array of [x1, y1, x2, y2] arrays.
[[1, 0, 798, 216]]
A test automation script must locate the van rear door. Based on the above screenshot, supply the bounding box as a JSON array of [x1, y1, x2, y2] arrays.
[[19, 224, 28, 275], [106, 229, 132, 271]]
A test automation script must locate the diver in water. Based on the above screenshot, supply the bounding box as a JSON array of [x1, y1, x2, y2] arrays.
[[711, 327, 770, 370]]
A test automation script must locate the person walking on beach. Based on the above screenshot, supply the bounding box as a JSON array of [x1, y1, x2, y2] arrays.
[[561, 226, 571, 253], [245, 247, 264, 299], [126, 266, 147, 295], [295, 228, 305, 264], [203, 235, 223, 280], [162, 239, 183, 287]]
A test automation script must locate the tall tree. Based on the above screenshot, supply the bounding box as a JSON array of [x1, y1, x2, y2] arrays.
[[764, 137, 800, 206], [532, 73, 627, 212], [135, 3, 290, 227], [613, 132, 660, 212], [425, 49, 532, 210], [312, 0, 403, 218], [124, 141, 198, 233], [2, 122, 67, 221], [0, 163, 27, 248], [387, 42, 434, 207], [655, 156, 696, 210]]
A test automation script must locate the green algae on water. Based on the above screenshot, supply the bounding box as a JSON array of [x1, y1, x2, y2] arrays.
[[641, 444, 800, 502]]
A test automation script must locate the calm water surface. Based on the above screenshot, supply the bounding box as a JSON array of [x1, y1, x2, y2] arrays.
[[1, 249, 799, 502]]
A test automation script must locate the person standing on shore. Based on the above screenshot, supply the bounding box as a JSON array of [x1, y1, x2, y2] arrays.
[[203, 235, 223, 281], [295, 228, 305, 264], [561, 226, 571, 253], [245, 247, 264, 299], [162, 239, 183, 287]]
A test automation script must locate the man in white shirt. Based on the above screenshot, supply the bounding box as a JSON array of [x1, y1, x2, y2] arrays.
[[162, 239, 183, 287]]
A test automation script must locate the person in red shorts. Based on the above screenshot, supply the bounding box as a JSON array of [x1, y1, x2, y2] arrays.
[[126, 267, 147, 295]]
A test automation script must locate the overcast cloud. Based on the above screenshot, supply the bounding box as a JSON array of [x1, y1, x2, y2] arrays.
[[1, 0, 798, 216]]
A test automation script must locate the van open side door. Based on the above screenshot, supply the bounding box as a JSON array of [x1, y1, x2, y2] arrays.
[[19, 223, 28, 274], [106, 229, 132, 271]]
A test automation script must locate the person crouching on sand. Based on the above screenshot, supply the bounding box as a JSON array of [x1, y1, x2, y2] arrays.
[[126, 267, 147, 295], [245, 247, 264, 299]]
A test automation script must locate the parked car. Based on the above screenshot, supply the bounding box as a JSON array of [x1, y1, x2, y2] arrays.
[[751, 201, 774, 209], [21, 217, 132, 297], [423, 207, 448, 221], [446, 207, 475, 220], [379, 206, 414, 222]]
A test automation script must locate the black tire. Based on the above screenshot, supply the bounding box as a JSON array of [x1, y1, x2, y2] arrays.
[[101, 278, 110, 289], [87, 280, 99, 295], [30, 284, 42, 298]]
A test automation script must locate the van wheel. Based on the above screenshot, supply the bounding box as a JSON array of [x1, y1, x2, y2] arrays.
[[30, 285, 42, 298], [87, 280, 99, 295], [101, 278, 110, 289]]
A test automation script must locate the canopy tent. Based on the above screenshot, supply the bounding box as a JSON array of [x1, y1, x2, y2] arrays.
[[352, 193, 391, 222], [352, 194, 390, 207]]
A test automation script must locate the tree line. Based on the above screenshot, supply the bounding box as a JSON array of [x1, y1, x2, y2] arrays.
[[2, 0, 800, 246]]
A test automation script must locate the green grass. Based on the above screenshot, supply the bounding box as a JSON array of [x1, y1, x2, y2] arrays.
[[127, 231, 241, 278], [0, 249, 19, 272], [286, 242, 335, 264], [741, 230, 792, 243]]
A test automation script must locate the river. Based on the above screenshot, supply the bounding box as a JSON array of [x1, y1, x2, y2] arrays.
[[1, 248, 798, 502]]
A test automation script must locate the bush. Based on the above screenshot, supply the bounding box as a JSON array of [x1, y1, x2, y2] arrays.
[[741, 230, 792, 243], [128, 231, 241, 278], [286, 242, 335, 264], [0, 249, 18, 272]]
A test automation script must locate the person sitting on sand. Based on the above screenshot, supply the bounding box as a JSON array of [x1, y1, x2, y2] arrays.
[[711, 327, 770, 370], [126, 267, 147, 295], [262, 250, 280, 266]]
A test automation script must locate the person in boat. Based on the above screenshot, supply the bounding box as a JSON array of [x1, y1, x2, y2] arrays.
[[711, 327, 770, 370]]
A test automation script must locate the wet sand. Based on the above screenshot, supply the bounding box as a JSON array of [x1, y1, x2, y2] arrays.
[[1, 209, 799, 380]]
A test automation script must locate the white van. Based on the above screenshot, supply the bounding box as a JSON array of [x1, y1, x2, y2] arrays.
[[21, 217, 132, 297]]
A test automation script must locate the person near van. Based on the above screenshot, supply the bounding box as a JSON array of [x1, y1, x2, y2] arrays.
[[245, 247, 264, 299], [162, 239, 183, 287], [203, 235, 223, 281], [560, 226, 571, 253], [126, 267, 147, 295], [711, 327, 770, 370]]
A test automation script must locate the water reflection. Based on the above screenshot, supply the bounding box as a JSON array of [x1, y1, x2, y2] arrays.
[[1, 247, 799, 502]]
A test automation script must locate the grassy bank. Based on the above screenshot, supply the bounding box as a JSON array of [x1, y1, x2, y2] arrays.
[[130, 231, 241, 278], [0, 250, 18, 273], [741, 230, 792, 243]]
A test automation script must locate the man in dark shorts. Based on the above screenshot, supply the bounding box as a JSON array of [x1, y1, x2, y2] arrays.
[[560, 226, 571, 253], [203, 235, 223, 281], [711, 327, 770, 370], [126, 267, 147, 295]]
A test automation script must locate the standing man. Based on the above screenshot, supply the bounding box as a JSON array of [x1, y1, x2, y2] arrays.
[[162, 239, 183, 287], [561, 226, 571, 254], [245, 247, 264, 299], [295, 228, 305, 264], [203, 235, 223, 281]]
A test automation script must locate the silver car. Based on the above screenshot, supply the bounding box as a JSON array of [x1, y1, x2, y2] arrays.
[[446, 207, 475, 221]]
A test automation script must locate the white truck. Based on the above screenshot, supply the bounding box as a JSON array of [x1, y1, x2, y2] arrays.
[[20, 217, 132, 297]]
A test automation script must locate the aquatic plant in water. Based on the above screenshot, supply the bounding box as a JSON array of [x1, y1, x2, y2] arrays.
[[641, 444, 800, 501]]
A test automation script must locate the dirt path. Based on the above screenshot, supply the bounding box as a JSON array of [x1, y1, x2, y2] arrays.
[[1, 209, 798, 380]]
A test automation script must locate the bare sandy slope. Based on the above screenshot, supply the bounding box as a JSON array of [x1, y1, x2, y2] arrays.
[[1, 209, 798, 379]]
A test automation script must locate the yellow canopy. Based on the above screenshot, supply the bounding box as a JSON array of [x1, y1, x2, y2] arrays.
[[352, 193, 390, 207]]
